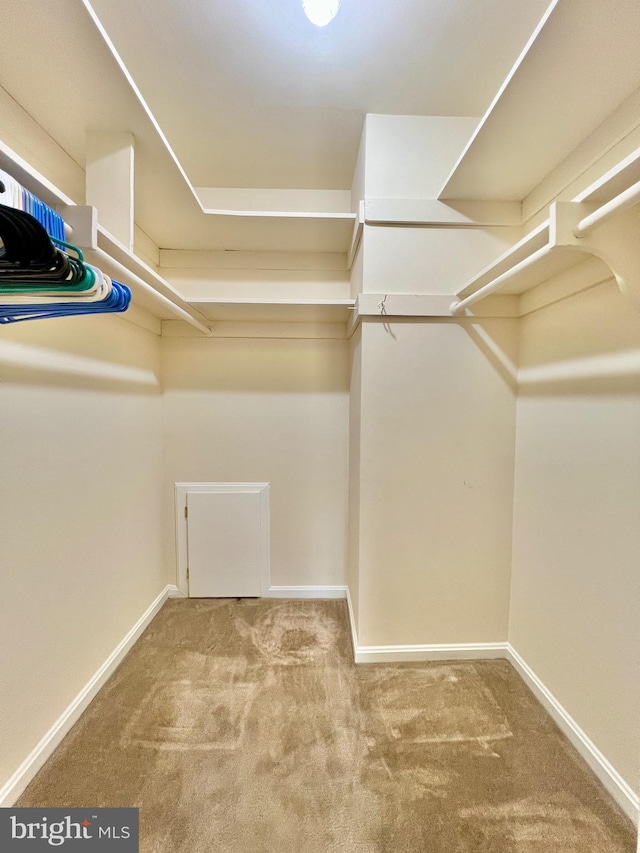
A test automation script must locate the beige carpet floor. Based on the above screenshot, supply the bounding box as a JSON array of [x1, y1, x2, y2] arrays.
[[18, 599, 636, 852]]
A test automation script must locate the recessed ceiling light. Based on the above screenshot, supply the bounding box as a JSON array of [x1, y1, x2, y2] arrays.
[[302, 0, 341, 27]]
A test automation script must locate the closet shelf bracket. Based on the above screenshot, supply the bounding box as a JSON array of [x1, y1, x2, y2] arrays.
[[571, 210, 640, 311], [542, 200, 640, 311]]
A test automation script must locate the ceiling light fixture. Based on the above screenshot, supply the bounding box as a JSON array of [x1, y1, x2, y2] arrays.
[[302, 0, 341, 27]]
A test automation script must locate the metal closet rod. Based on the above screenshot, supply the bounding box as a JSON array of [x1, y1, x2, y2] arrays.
[[87, 246, 213, 336]]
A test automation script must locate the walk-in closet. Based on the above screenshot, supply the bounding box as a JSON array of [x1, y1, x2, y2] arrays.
[[0, 1, 638, 850]]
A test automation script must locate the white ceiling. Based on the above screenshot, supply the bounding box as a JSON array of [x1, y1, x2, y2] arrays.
[[85, 0, 550, 191], [0, 0, 554, 251]]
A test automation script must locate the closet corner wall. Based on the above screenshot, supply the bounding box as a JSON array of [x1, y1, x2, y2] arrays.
[[345, 115, 519, 652], [0, 98, 170, 806], [0, 307, 167, 806], [344, 101, 640, 819]]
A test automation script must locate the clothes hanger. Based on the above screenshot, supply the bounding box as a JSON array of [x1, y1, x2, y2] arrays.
[[0, 170, 65, 241], [0, 200, 131, 324]]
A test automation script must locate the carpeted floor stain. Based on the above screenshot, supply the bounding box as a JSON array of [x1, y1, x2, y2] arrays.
[[17, 599, 636, 852]]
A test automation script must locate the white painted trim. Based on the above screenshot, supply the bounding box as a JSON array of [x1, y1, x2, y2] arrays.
[[159, 250, 347, 271], [174, 482, 271, 598], [167, 584, 186, 598], [0, 584, 176, 808], [364, 198, 522, 227], [345, 586, 508, 663], [354, 642, 509, 664], [194, 187, 352, 217], [355, 293, 518, 319], [358, 293, 457, 317], [507, 645, 639, 823], [345, 585, 360, 661], [161, 320, 348, 340], [266, 585, 347, 599], [347, 201, 365, 270], [200, 209, 355, 220], [343, 588, 638, 821]]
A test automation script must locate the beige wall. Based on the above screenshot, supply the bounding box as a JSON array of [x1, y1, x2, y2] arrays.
[[0, 87, 85, 204], [161, 336, 350, 589], [353, 317, 518, 646], [362, 225, 519, 295], [162, 268, 350, 302], [348, 114, 519, 648], [0, 315, 165, 795], [510, 280, 640, 793]]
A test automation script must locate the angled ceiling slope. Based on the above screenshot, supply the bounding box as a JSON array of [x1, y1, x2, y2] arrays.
[[440, 0, 640, 201]]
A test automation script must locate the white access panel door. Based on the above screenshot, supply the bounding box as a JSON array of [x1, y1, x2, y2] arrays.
[[186, 488, 266, 597]]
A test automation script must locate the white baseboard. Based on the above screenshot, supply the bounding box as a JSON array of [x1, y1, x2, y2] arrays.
[[167, 584, 186, 598], [3, 584, 636, 826], [345, 586, 507, 663], [354, 642, 509, 663], [345, 585, 360, 660], [0, 583, 178, 808], [266, 585, 347, 599], [344, 586, 638, 823], [507, 645, 639, 823]]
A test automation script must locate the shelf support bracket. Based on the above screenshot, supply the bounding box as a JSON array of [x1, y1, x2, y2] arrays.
[[575, 212, 640, 311], [553, 201, 640, 310]]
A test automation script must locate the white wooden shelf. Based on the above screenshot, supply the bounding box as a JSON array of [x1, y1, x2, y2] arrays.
[[363, 199, 521, 228], [86, 227, 211, 332], [0, 139, 354, 332], [0, 140, 213, 335], [439, 0, 640, 202], [454, 219, 585, 302], [450, 172, 640, 315], [187, 298, 355, 324]]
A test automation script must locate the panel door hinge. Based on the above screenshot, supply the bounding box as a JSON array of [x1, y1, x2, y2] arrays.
[[184, 505, 188, 518], [186, 566, 189, 580]]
